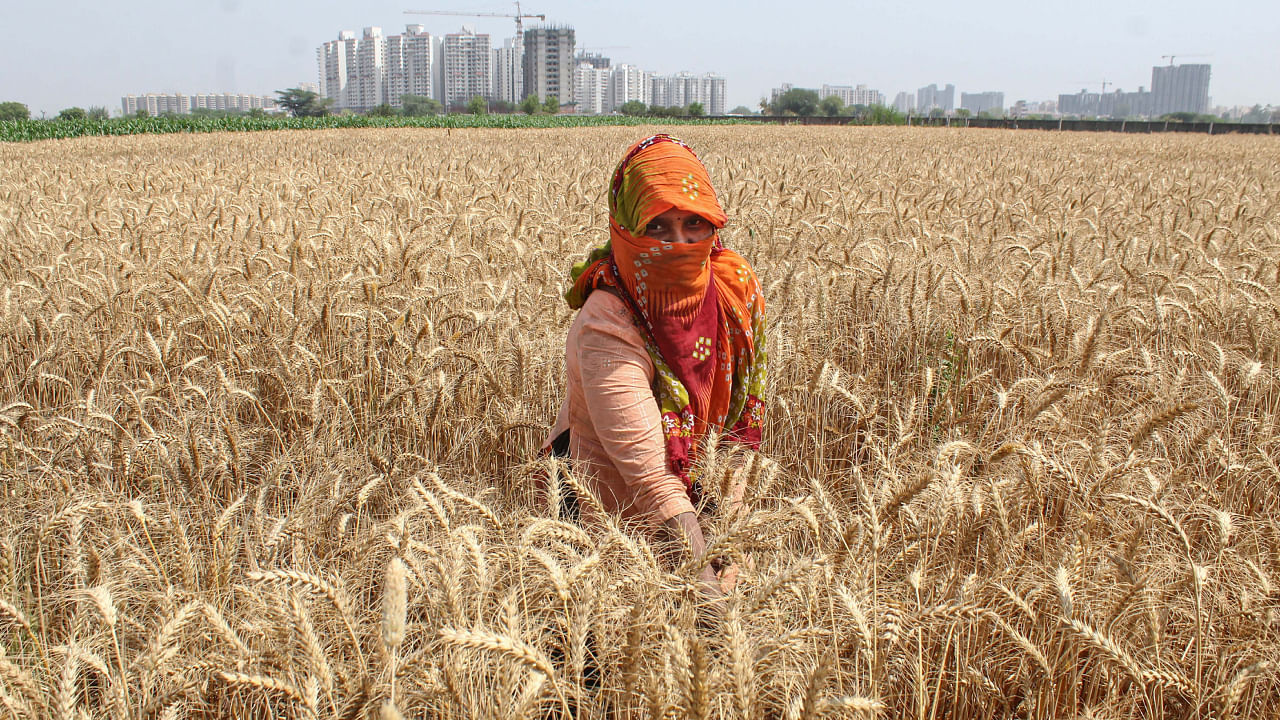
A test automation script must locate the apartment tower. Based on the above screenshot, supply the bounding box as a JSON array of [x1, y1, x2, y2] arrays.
[[1151, 63, 1211, 115], [523, 26, 575, 106], [442, 27, 491, 109], [492, 37, 524, 104]]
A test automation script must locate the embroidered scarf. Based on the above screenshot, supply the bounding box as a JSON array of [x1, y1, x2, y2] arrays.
[[565, 135, 767, 503]]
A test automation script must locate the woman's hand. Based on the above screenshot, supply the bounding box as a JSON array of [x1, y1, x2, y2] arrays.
[[663, 511, 727, 618]]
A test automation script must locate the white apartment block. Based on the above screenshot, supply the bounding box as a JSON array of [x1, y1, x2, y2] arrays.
[[385, 25, 436, 107], [703, 74, 726, 115], [821, 84, 885, 107], [121, 93, 278, 116], [893, 91, 915, 114], [648, 75, 670, 108], [917, 83, 956, 114], [443, 28, 491, 109], [960, 91, 1005, 115], [574, 63, 609, 115], [492, 37, 524, 104], [644, 72, 726, 114], [319, 30, 359, 109], [320, 25, 443, 112], [355, 27, 387, 110], [607, 64, 652, 110]]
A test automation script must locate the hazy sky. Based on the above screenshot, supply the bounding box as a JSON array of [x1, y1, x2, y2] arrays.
[[3, 0, 1277, 115]]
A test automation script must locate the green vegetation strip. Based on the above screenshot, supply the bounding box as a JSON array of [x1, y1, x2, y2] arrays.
[[0, 114, 756, 142]]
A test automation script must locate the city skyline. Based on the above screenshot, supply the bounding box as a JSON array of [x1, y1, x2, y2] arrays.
[[3, 0, 1278, 116]]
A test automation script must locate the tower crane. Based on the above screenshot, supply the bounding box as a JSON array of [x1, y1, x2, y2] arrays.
[[1161, 54, 1210, 65], [405, 2, 545, 39]]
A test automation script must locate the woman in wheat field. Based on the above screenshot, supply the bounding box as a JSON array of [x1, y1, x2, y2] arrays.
[[544, 134, 767, 602]]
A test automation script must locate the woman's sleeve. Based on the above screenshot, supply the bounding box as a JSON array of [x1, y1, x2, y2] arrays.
[[575, 296, 695, 524]]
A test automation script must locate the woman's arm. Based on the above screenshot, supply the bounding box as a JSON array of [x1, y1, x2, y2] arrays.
[[575, 293, 725, 605], [575, 294, 696, 524]]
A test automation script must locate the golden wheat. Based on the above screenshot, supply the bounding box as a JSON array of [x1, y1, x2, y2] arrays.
[[0, 126, 1278, 718]]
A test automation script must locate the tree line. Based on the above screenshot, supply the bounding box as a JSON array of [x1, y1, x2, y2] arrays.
[[761, 88, 908, 123]]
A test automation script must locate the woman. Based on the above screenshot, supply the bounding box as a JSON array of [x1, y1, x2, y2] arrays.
[[544, 134, 766, 599]]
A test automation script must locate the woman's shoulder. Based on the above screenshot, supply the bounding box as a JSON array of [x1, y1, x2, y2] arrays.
[[575, 289, 646, 347], [581, 286, 632, 319]]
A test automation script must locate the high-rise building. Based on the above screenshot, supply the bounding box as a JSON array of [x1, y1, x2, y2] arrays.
[[353, 27, 388, 110], [917, 83, 955, 114], [608, 64, 651, 110], [320, 30, 360, 110], [492, 37, 524, 104], [320, 25, 441, 112], [639, 72, 725, 114], [701, 73, 726, 115], [122, 92, 278, 116], [893, 91, 915, 114], [523, 26, 575, 106], [821, 84, 884, 107], [574, 63, 610, 114], [1058, 89, 1101, 116], [385, 25, 437, 107], [576, 52, 610, 70], [443, 27, 491, 109], [960, 91, 1004, 115], [650, 76, 671, 108], [1151, 63, 1210, 115]]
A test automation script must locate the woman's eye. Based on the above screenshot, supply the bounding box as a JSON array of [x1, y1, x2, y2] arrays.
[[646, 223, 666, 235]]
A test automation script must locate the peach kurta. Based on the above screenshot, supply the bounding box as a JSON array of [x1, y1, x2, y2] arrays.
[[548, 289, 695, 525]]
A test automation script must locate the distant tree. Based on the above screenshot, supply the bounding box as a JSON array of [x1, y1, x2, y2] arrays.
[[0, 102, 30, 121], [1160, 111, 1218, 123], [466, 96, 488, 115], [368, 103, 397, 117], [1240, 104, 1267, 123], [542, 95, 559, 114], [401, 95, 443, 116], [758, 97, 772, 114], [819, 95, 843, 117], [87, 106, 110, 121], [728, 105, 754, 115], [686, 101, 705, 117], [57, 107, 88, 121], [772, 88, 820, 117], [489, 99, 515, 114], [275, 87, 331, 117], [618, 100, 647, 116], [135, 108, 149, 118], [977, 109, 1001, 120], [864, 104, 906, 125], [247, 107, 267, 119], [928, 107, 945, 118], [955, 108, 971, 119], [1272, 108, 1280, 123], [519, 93, 541, 115]]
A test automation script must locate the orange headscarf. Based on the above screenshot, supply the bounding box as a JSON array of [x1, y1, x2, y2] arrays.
[[566, 135, 766, 502]]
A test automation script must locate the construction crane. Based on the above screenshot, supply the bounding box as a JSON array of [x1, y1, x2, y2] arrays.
[[405, 2, 545, 39], [1161, 54, 1210, 65]]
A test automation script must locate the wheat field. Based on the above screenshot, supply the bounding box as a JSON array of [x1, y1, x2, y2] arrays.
[[1, 126, 1278, 719]]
